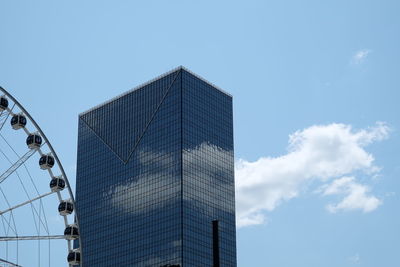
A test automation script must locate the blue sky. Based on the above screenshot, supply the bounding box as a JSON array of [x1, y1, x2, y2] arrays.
[[1, 1, 400, 266]]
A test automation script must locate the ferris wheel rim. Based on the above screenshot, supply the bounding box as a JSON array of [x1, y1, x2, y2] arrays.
[[0, 86, 83, 267]]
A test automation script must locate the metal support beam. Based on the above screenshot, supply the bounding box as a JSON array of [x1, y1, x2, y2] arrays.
[[0, 258, 22, 267], [0, 110, 11, 132], [0, 191, 55, 216], [0, 148, 37, 184], [0, 235, 65, 241], [0, 105, 15, 132]]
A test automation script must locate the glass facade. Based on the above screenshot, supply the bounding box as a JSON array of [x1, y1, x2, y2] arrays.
[[75, 67, 236, 266]]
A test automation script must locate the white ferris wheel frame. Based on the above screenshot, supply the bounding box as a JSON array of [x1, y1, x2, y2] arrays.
[[0, 86, 83, 267]]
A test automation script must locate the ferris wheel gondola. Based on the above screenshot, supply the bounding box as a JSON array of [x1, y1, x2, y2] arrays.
[[10, 114, 27, 130], [50, 176, 66, 192], [67, 249, 81, 265]]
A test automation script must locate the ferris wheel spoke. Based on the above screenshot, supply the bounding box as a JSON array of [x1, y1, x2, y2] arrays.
[[0, 235, 64, 241], [28, 201, 50, 236], [0, 187, 18, 237], [0, 212, 7, 234], [0, 111, 7, 120], [0, 148, 38, 184], [0, 191, 55, 216], [0, 104, 15, 132], [0, 132, 52, 238], [0, 257, 22, 267], [0, 213, 17, 236], [0, 112, 10, 131]]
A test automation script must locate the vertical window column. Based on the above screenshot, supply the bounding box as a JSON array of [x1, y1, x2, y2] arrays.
[[212, 220, 220, 267]]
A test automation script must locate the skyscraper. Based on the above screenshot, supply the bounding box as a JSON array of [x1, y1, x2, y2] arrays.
[[75, 67, 236, 266]]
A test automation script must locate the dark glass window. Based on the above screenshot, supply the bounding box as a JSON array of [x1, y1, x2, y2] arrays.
[[11, 116, 18, 124]]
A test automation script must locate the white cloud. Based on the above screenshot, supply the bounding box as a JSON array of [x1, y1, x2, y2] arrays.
[[320, 176, 382, 213], [351, 49, 372, 64], [236, 122, 389, 228], [349, 253, 361, 264]]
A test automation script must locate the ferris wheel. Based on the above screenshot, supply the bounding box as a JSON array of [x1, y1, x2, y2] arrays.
[[0, 87, 82, 267]]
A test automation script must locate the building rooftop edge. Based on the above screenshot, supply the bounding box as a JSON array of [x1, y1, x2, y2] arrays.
[[79, 66, 232, 117], [180, 66, 233, 98]]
